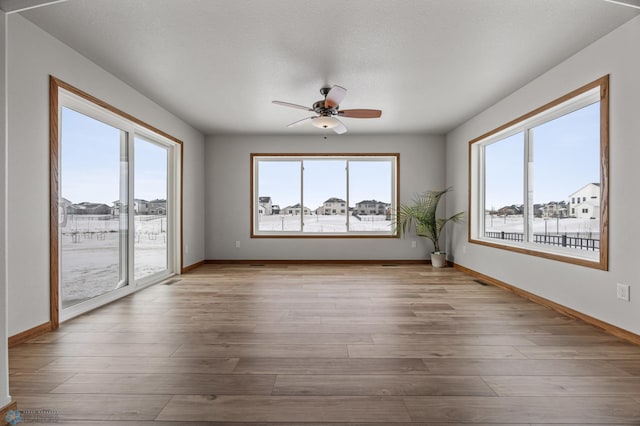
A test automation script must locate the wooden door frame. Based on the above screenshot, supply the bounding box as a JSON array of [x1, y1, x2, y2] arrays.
[[49, 76, 184, 328]]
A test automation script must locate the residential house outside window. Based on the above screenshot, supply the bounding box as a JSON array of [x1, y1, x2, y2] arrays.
[[251, 154, 398, 236], [468, 76, 609, 270]]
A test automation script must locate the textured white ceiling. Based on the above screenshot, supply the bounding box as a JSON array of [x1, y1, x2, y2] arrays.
[[20, 0, 639, 135]]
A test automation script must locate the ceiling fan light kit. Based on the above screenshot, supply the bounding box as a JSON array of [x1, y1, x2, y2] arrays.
[[312, 116, 339, 129], [273, 85, 382, 135]]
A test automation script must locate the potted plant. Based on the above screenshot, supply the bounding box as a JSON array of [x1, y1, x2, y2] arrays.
[[395, 187, 464, 267]]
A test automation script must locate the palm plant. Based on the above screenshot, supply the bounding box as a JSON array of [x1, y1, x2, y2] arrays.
[[395, 188, 464, 253]]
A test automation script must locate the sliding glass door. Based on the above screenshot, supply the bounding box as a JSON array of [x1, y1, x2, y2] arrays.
[[134, 136, 169, 281], [59, 107, 129, 309], [55, 79, 181, 322]]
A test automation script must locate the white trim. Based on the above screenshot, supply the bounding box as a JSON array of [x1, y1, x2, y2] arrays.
[[0, 10, 10, 408], [524, 129, 533, 244], [299, 160, 304, 231], [132, 134, 178, 283], [345, 162, 350, 231]]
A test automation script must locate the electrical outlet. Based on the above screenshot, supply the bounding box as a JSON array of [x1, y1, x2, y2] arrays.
[[185, 244, 189, 254], [411, 241, 417, 248], [616, 283, 630, 301], [235, 240, 241, 248], [462, 245, 466, 254]]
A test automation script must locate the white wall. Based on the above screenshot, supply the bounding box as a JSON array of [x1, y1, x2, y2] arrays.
[[446, 15, 640, 335], [6, 14, 205, 335], [206, 134, 446, 260], [0, 10, 11, 410]]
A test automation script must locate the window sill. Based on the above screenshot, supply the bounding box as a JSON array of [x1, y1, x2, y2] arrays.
[[469, 237, 606, 270], [251, 233, 398, 238]]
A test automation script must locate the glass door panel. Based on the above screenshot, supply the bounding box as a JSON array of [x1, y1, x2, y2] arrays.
[[134, 137, 168, 280], [60, 107, 128, 309]]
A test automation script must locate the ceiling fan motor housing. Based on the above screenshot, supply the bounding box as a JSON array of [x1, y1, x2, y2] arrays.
[[313, 100, 338, 116]]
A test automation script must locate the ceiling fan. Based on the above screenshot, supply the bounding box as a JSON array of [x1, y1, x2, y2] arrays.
[[272, 85, 382, 134]]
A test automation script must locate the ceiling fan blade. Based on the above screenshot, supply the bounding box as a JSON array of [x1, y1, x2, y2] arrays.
[[332, 118, 347, 135], [338, 109, 382, 119], [324, 85, 347, 108], [273, 101, 313, 111], [287, 116, 315, 127]]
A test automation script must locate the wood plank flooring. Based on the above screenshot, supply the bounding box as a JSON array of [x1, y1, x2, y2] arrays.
[[8, 263, 640, 424]]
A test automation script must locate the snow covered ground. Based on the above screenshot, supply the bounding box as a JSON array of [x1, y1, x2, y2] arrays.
[[59, 213, 599, 308], [62, 213, 392, 307], [257, 214, 392, 233], [60, 215, 167, 308], [485, 215, 600, 237]]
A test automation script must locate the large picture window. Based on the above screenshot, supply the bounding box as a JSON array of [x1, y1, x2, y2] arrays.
[[469, 76, 609, 270], [251, 154, 398, 237]]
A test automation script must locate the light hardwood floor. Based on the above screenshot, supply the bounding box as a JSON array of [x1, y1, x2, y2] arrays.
[[8, 264, 640, 424]]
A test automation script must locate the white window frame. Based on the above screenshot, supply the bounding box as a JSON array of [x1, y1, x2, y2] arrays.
[[468, 76, 609, 270], [251, 153, 399, 237], [132, 133, 181, 288], [55, 84, 182, 322]]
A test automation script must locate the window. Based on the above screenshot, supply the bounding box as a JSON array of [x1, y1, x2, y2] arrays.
[[469, 76, 608, 270], [51, 77, 183, 324], [59, 107, 129, 310], [134, 136, 169, 281], [251, 154, 398, 236]]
